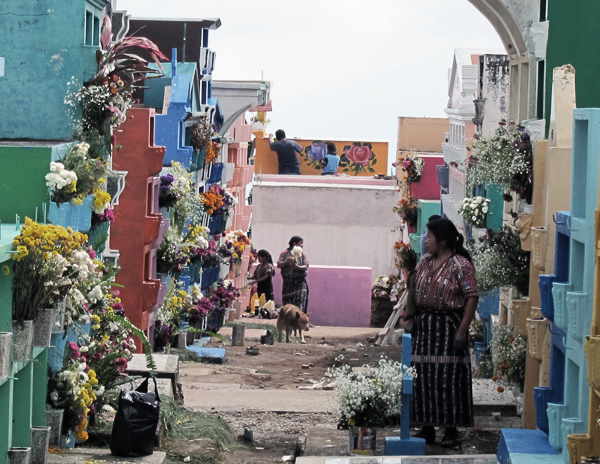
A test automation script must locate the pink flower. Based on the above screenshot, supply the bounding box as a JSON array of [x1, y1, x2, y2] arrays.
[[88, 248, 97, 259], [68, 342, 78, 351], [345, 145, 372, 166]]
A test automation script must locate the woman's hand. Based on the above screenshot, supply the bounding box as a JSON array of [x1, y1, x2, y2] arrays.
[[404, 318, 414, 335], [454, 328, 468, 349]]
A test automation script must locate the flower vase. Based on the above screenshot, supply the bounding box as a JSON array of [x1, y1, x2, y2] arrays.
[[33, 308, 54, 347], [219, 263, 230, 280], [7, 448, 31, 464], [60, 432, 75, 449], [48, 195, 94, 233], [0, 332, 13, 379], [52, 299, 66, 334], [31, 426, 51, 464], [45, 408, 64, 447], [12, 320, 33, 363], [158, 272, 172, 294], [348, 426, 377, 455], [86, 220, 110, 253]]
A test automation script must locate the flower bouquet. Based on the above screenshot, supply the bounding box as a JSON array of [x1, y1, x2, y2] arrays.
[[467, 226, 530, 296], [47, 343, 98, 441], [395, 151, 425, 183], [12, 219, 89, 324], [466, 119, 533, 203], [159, 162, 194, 209], [225, 230, 251, 265], [490, 322, 526, 392], [200, 185, 236, 216], [208, 279, 240, 316], [392, 196, 418, 229], [393, 241, 418, 271], [157, 232, 189, 274], [189, 284, 214, 323], [204, 141, 221, 165], [191, 115, 216, 155], [46, 142, 110, 206], [325, 355, 415, 428], [457, 196, 490, 228]]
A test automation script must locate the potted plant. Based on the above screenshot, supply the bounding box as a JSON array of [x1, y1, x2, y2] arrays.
[[325, 355, 415, 455]]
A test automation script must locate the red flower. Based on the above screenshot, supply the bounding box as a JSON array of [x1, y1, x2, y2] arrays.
[[345, 145, 372, 166]]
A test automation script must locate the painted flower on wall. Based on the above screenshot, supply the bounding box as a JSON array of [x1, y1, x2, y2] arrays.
[[340, 143, 377, 175], [307, 142, 327, 161], [345, 145, 372, 166]]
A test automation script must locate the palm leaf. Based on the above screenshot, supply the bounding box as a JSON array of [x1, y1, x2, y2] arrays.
[[103, 312, 157, 375]]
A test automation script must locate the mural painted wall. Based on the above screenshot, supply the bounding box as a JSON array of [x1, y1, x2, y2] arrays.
[[254, 137, 388, 176]]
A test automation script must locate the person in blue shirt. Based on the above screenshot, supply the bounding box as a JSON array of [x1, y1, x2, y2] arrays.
[[321, 142, 340, 176], [269, 130, 302, 175]]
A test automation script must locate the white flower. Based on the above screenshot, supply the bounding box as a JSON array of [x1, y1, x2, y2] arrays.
[[472, 216, 477, 222], [291, 246, 303, 260], [482, 206, 489, 213]]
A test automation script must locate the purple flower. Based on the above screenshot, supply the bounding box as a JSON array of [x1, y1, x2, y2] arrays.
[[307, 141, 327, 161]]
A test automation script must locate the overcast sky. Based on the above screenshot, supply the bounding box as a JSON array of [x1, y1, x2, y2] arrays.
[[117, 0, 504, 166]]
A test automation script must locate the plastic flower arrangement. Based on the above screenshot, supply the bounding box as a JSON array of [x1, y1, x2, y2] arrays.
[[467, 226, 530, 296], [456, 196, 490, 228], [392, 196, 418, 229], [490, 323, 526, 392], [393, 241, 418, 271], [466, 119, 533, 203], [325, 355, 416, 428], [47, 342, 97, 439], [395, 151, 425, 183], [11, 219, 89, 323], [46, 142, 110, 205]]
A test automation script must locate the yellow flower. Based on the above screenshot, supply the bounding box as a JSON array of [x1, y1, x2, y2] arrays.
[[2, 265, 9, 275], [91, 315, 100, 324], [72, 197, 83, 206], [98, 177, 106, 185], [348, 418, 356, 426]]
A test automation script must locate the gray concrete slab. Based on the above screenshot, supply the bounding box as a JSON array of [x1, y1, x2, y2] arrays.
[[47, 448, 166, 463], [127, 353, 180, 398], [296, 455, 498, 464]]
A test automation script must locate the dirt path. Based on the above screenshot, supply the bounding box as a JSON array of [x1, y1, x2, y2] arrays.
[[167, 328, 514, 464]]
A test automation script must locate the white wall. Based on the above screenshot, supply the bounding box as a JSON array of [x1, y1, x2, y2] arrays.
[[252, 178, 402, 279]]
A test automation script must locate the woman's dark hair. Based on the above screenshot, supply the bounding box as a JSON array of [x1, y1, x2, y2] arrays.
[[257, 249, 275, 275], [426, 218, 472, 262], [287, 236, 303, 251]]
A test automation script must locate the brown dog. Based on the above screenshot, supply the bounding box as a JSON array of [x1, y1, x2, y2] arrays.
[[277, 304, 310, 343]]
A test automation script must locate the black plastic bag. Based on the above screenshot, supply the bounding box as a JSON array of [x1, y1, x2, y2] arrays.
[[110, 377, 161, 457]]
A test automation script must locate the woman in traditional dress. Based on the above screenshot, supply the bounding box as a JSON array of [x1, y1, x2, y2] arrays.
[[250, 249, 275, 302], [277, 236, 309, 313], [405, 218, 479, 448]]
